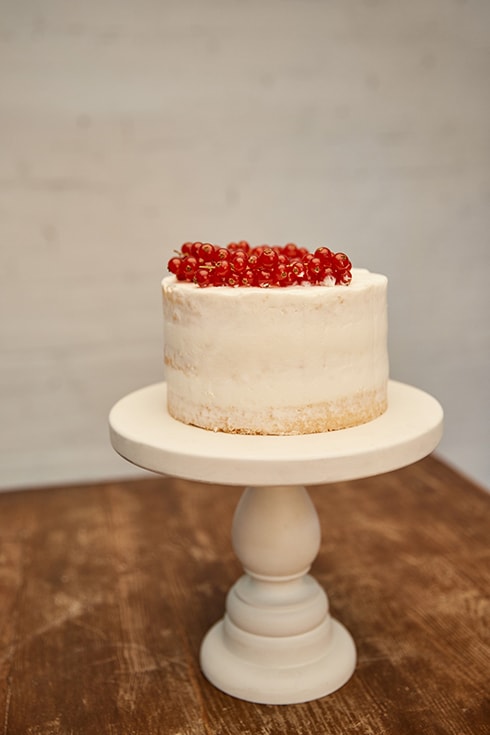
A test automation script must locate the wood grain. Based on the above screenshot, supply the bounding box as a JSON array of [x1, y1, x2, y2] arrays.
[[0, 455, 488, 734]]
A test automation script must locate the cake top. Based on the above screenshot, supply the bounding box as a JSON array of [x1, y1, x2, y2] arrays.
[[167, 241, 352, 288]]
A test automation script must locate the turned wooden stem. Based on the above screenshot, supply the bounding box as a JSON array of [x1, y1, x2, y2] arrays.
[[231, 485, 321, 580]]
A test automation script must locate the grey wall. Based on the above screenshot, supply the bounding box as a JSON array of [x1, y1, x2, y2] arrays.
[[1, 0, 489, 490]]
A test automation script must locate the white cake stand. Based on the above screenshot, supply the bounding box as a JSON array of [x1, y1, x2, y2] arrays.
[[109, 380, 443, 705]]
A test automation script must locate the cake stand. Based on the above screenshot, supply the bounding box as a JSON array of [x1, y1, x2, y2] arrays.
[[109, 380, 443, 705]]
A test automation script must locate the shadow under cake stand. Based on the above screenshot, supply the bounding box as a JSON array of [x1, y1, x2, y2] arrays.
[[109, 380, 443, 705]]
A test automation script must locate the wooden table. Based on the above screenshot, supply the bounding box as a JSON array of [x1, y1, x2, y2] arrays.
[[0, 455, 488, 734]]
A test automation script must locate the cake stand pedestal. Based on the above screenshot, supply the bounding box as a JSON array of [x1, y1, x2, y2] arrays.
[[109, 381, 443, 705]]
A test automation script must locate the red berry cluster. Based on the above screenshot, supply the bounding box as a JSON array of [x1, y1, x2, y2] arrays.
[[167, 241, 352, 288]]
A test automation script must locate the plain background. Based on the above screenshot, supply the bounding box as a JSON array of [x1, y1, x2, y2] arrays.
[[0, 0, 489, 491]]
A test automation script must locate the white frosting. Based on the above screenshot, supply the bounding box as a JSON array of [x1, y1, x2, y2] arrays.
[[162, 268, 389, 434]]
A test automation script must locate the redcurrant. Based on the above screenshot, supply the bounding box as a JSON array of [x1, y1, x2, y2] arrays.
[[182, 255, 198, 279], [216, 247, 229, 261], [195, 268, 212, 287], [240, 270, 254, 286], [284, 243, 299, 259], [337, 270, 352, 286], [258, 247, 278, 269], [231, 254, 247, 273], [198, 242, 216, 262], [290, 259, 305, 280], [254, 269, 273, 287], [214, 259, 231, 278], [307, 257, 324, 282], [333, 252, 351, 272], [275, 264, 290, 285], [168, 257, 182, 275], [315, 247, 333, 265]]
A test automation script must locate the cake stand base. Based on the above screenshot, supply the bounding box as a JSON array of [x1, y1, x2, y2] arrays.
[[109, 381, 443, 705], [201, 617, 355, 705], [201, 569, 356, 704]]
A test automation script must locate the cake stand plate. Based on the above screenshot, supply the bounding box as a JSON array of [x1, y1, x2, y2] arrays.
[[109, 381, 443, 704], [109, 381, 443, 486]]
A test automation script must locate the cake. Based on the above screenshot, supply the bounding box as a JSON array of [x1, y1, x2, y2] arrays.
[[162, 242, 389, 435]]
